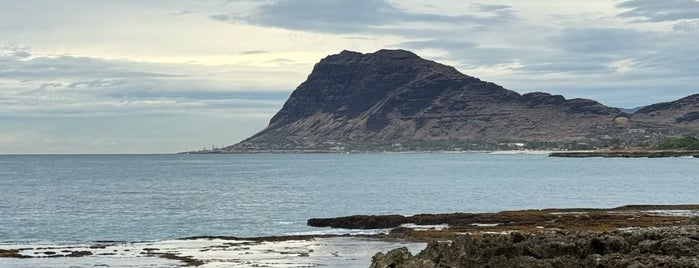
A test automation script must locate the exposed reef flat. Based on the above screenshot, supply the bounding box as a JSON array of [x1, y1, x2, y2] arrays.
[[549, 150, 699, 158], [310, 205, 699, 238], [310, 205, 699, 268], [0, 236, 425, 267]]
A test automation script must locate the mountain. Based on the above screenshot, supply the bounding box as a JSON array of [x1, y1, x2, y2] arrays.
[[223, 49, 698, 152], [632, 94, 699, 126]]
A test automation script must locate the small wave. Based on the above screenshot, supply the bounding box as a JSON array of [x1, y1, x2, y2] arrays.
[[645, 210, 699, 217], [400, 223, 449, 230], [286, 228, 392, 236]]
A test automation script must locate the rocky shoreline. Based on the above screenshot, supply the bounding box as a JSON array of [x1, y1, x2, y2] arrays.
[[0, 236, 425, 267], [312, 205, 699, 267], [549, 150, 699, 158], [4, 205, 699, 267], [371, 226, 699, 267]]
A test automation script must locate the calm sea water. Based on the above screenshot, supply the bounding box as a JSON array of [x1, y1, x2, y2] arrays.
[[1, 153, 697, 243]]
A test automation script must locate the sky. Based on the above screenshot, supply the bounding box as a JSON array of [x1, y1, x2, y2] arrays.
[[1, 0, 699, 154]]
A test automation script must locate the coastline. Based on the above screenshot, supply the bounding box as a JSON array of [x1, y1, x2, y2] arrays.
[[0, 236, 425, 268], [549, 150, 699, 158], [4, 205, 699, 267], [332, 205, 699, 267]]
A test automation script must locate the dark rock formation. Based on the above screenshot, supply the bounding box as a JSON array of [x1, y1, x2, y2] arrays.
[[0, 249, 22, 258], [370, 247, 436, 268], [308, 215, 407, 229], [308, 205, 699, 231], [223, 49, 699, 152], [370, 226, 699, 268], [67, 251, 93, 257]]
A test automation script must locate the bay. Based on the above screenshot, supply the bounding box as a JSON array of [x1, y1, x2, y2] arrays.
[[1, 153, 697, 243]]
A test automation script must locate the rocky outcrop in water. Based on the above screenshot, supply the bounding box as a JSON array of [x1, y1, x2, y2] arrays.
[[371, 226, 699, 268], [308, 205, 699, 231]]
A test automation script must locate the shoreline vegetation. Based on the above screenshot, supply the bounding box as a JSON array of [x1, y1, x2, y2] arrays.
[[4, 205, 699, 267], [183, 136, 699, 158], [550, 136, 699, 158]]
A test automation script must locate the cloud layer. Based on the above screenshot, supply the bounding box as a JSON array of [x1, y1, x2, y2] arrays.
[[2, 0, 699, 153], [617, 0, 699, 21], [0, 47, 295, 118], [213, 0, 516, 34]]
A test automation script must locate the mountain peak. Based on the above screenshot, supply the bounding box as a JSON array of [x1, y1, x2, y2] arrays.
[[226, 49, 699, 152], [335, 49, 419, 58], [372, 48, 419, 58], [323, 49, 424, 65]]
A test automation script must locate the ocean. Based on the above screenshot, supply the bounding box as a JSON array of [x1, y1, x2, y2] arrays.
[[1, 153, 697, 267]]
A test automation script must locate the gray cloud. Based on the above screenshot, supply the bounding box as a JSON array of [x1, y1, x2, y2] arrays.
[[217, 0, 517, 34], [544, 27, 699, 76], [106, 89, 288, 102], [0, 48, 289, 119], [68, 79, 126, 89], [210, 14, 231, 21], [240, 50, 267, 55], [264, 58, 297, 64], [552, 28, 652, 55], [2, 46, 32, 60], [396, 39, 521, 67], [222, 0, 265, 5], [673, 20, 699, 32], [470, 3, 515, 19], [617, 0, 699, 22], [13, 50, 31, 58], [170, 10, 196, 16], [471, 4, 512, 12], [0, 55, 180, 81], [394, 23, 699, 108]]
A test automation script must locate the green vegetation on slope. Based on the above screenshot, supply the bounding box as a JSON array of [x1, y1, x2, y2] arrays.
[[657, 136, 699, 150]]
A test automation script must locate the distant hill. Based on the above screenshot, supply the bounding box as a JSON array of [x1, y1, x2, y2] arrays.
[[620, 106, 646, 114], [222, 49, 699, 152]]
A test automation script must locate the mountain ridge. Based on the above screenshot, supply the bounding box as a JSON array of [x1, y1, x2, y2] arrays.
[[222, 49, 698, 152]]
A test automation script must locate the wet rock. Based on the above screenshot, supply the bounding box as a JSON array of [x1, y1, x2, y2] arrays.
[[67, 251, 93, 257], [370, 226, 699, 267], [369, 247, 435, 268], [308, 215, 406, 229], [0, 249, 22, 258], [390, 227, 413, 234], [158, 253, 204, 267], [658, 237, 699, 257], [587, 234, 630, 255], [510, 232, 528, 244]]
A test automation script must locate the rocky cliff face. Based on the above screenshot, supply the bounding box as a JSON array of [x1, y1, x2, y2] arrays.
[[225, 49, 698, 152]]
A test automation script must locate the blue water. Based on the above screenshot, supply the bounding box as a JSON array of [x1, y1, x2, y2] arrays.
[[1, 153, 697, 243]]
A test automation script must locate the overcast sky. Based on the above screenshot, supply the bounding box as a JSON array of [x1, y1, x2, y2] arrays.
[[2, 0, 698, 153]]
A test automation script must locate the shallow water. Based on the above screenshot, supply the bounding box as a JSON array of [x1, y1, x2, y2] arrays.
[[0, 237, 425, 268]]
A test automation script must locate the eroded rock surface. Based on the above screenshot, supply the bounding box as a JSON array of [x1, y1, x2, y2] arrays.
[[371, 226, 699, 268]]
